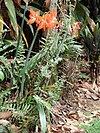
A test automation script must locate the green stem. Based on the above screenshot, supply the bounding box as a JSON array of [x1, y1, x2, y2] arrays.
[[20, 30, 38, 97], [10, 4, 28, 87]]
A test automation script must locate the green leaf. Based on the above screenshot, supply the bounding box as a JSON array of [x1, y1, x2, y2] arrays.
[[34, 95, 51, 133], [79, 74, 89, 79], [38, 104, 46, 133], [4, 0, 18, 37], [0, 14, 3, 37], [16, 11, 34, 36], [74, 2, 90, 22], [0, 126, 5, 132], [0, 70, 4, 81], [34, 95, 51, 110], [41, 65, 51, 78], [0, 56, 13, 79]]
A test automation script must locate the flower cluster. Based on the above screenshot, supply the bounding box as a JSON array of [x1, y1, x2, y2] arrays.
[[27, 9, 59, 31]]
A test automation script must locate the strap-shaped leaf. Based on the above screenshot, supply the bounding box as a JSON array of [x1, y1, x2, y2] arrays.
[[0, 70, 4, 81], [34, 95, 50, 133], [38, 104, 46, 133], [4, 0, 18, 37], [0, 14, 3, 37]]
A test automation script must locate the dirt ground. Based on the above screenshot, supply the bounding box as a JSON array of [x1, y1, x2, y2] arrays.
[[51, 76, 100, 133]]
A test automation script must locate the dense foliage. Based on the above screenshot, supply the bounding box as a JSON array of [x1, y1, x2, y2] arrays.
[[0, 0, 99, 132]]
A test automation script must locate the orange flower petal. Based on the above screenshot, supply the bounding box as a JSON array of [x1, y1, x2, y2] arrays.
[[50, 10, 57, 18], [27, 19, 36, 24], [38, 21, 47, 31], [27, 9, 40, 25], [36, 16, 42, 25], [30, 8, 36, 16]]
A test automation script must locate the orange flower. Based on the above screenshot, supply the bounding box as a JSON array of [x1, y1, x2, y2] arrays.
[[37, 13, 49, 31], [27, 9, 58, 31], [37, 10, 58, 31], [47, 10, 58, 31], [27, 8, 40, 24]]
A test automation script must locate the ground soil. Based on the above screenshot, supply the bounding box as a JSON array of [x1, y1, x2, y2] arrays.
[[51, 76, 100, 133]]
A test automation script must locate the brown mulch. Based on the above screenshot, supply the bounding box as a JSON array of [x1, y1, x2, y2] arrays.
[[50, 76, 100, 133]]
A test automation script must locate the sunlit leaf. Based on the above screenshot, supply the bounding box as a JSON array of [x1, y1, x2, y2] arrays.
[[0, 19, 9, 29], [0, 14, 3, 37], [0, 70, 4, 81], [34, 95, 51, 111], [4, 0, 18, 37], [34, 95, 49, 133], [38, 104, 46, 133], [22, 31, 28, 48]]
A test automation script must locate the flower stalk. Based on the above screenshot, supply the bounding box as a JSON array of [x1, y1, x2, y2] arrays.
[[10, 3, 28, 88], [20, 30, 38, 97]]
